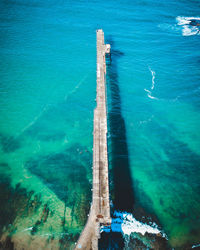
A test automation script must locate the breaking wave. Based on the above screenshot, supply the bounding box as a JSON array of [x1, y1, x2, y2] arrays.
[[192, 243, 200, 249], [176, 16, 200, 36], [101, 211, 167, 238]]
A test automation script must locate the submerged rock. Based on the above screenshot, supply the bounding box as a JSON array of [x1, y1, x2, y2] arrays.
[[0, 134, 21, 153]]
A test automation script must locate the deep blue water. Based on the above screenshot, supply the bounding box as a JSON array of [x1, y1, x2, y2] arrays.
[[0, 0, 200, 249]]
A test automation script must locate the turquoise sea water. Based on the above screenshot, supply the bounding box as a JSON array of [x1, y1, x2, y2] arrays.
[[0, 0, 200, 249]]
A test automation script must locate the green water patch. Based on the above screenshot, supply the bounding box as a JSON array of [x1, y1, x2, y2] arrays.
[[22, 91, 94, 147], [0, 82, 94, 249], [163, 102, 200, 156], [0, 143, 92, 249], [0, 144, 92, 248], [127, 109, 200, 248]]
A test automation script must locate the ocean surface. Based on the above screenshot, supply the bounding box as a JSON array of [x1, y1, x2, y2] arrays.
[[0, 0, 200, 249]]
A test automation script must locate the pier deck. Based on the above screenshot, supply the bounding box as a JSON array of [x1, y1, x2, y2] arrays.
[[75, 29, 111, 250]]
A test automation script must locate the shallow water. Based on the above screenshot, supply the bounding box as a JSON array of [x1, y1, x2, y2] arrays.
[[0, 0, 200, 249]]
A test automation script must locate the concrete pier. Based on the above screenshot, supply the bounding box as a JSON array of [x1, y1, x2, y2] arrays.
[[75, 29, 111, 250]]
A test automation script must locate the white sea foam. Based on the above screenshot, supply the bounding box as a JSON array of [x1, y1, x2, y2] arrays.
[[139, 115, 154, 125], [101, 211, 167, 238], [149, 67, 156, 90], [144, 88, 151, 95], [17, 105, 49, 137], [158, 23, 179, 33], [144, 68, 158, 100], [192, 243, 200, 249], [64, 73, 89, 101], [144, 89, 158, 100], [21, 227, 33, 232], [177, 16, 200, 25], [176, 16, 200, 36], [147, 94, 158, 100], [182, 26, 199, 36]]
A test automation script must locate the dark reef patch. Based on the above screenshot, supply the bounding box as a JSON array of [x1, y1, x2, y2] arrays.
[[31, 203, 50, 235], [38, 132, 66, 142], [146, 119, 200, 193], [0, 133, 21, 153], [0, 174, 42, 236], [127, 232, 170, 250], [0, 235, 14, 250], [99, 232, 124, 249], [0, 162, 11, 172], [136, 118, 200, 246], [25, 143, 92, 226], [133, 179, 155, 219], [26, 123, 66, 142], [59, 232, 79, 250]]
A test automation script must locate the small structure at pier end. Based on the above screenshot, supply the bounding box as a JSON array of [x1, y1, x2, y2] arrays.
[[75, 30, 111, 250]]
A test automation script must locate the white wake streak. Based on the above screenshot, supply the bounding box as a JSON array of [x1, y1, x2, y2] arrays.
[[149, 67, 156, 90], [17, 105, 49, 137], [65, 73, 89, 101], [144, 68, 158, 100], [16, 73, 90, 138]]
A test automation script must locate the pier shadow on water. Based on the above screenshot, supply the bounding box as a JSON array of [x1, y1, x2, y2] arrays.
[[106, 37, 134, 213], [99, 37, 135, 250]]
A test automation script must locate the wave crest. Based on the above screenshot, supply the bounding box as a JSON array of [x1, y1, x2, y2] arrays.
[[176, 16, 200, 36]]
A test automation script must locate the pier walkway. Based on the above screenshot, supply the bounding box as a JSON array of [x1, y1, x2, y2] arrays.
[[75, 30, 111, 250]]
